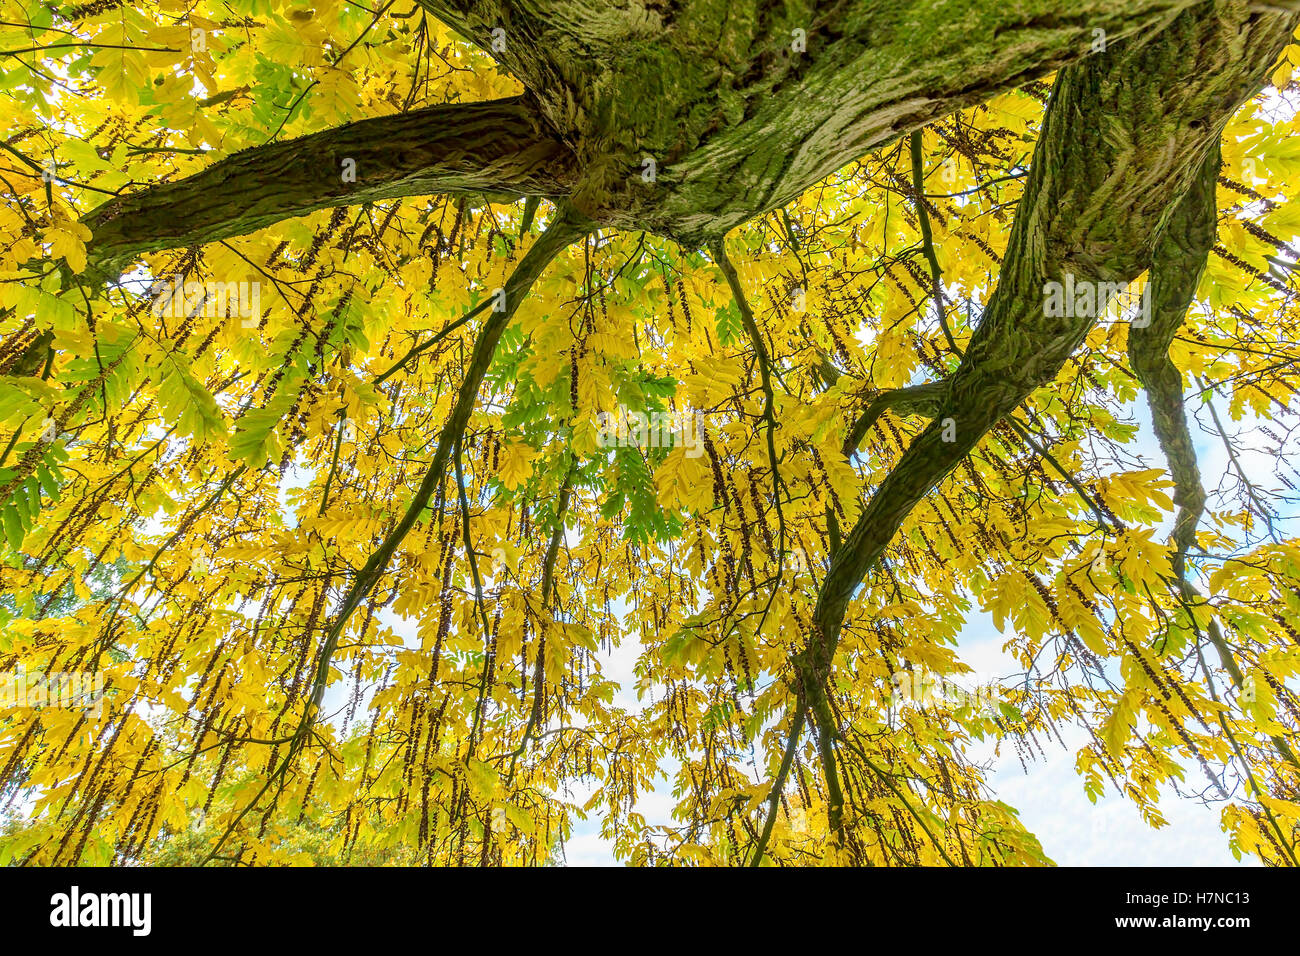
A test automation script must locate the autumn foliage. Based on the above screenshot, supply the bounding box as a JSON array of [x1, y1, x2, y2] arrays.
[[2, 1, 1300, 866]]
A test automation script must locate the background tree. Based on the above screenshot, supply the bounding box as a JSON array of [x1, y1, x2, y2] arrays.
[[1, 0, 1300, 866]]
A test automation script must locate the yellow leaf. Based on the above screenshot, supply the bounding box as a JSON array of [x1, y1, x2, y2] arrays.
[[497, 440, 537, 490], [465, 758, 499, 800], [45, 222, 91, 274], [653, 446, 713, 512]]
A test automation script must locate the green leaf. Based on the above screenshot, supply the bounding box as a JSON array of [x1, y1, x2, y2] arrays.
[[230, 387, 299, 469], [2, 503, 23, 552], [158, 350, 226, 442], [714, 302, 742, 347]]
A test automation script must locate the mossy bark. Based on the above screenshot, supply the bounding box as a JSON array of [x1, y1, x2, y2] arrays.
[[420, 0, 1213, 242], [87, 0, 1214, 265], [1129, 145, 1219, 575], [83, 97, 575, 277], [811, 1, 1297, 658]]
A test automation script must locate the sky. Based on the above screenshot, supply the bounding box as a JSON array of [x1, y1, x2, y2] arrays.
[[174, 272, 1289, 868], [256, 290, 1292, 868], [561, 627, 1256, 867], [558, 372, 1288, 866]]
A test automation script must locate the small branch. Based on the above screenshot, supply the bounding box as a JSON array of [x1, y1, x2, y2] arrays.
[[711, 237, 787, 634], [843, 380, 946, 455], [508, 464, 576, 773], [374, 300, 488, 384], [200, 206, 589, 864], [1006, 416, 1120, 533], [520, 195, 539, 237], [909, 130, 960, 355], [317, 410, 347, 516], [748, 700, 805, 866], [1198, 379, 1279, 543]]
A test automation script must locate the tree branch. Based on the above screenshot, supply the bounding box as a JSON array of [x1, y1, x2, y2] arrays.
[[507, 463, 577, 773], [909, 130, 959, 354], [748, 701, 805, 866], [843, 381, 946, 455], [775, 5, 1298, 847], [1125, 141, 1300, 775], [813, 2, 1296, 659], [201, 204, 589, 862], [1128, 144, 1219, 577], [83, 96, 576, 278]]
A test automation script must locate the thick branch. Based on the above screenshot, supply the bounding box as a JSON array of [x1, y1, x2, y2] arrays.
[[1124, 143, 1300, 774], [809, 2, 1296, 666], [786, 4, 1295, 849], [420, 2, 1213, 241], [1128, 144, 1219, 576], [76, 2, 1226, 268], [83, 97, 576, 277], [637, 0, 1210, 240]]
